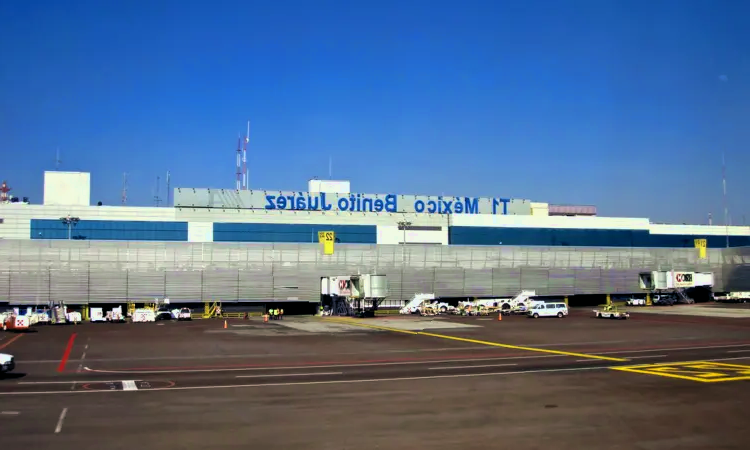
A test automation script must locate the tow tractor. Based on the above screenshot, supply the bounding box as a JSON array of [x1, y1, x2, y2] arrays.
[[593, 304, 630, 320], [2, 313, 30, 331]]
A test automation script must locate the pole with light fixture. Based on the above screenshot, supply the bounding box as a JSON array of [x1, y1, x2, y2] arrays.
[[60, 215, 80, 240]]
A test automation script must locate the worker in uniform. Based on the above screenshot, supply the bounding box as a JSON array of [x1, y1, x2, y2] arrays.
[[280, 308, 284, 320]]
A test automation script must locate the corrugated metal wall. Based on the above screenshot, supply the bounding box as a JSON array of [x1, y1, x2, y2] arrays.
[[0, 240, 745, 306], [722, 246, 750, 292]]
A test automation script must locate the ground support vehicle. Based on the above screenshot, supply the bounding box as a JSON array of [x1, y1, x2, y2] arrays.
[[0, 353, 15, 373], [593, 304, 630, 320]]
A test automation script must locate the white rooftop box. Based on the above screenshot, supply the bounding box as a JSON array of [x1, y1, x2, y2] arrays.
[[308, 179, 350, 194], [43, 171, 91, 206]]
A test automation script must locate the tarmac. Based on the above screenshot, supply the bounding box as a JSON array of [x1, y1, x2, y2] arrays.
[[2, 307, 750, 449]]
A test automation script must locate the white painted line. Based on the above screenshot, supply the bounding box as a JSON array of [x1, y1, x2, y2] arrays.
[[4, 355, 750, 397], [80, 342, 750, 375], [575, 359, 601, 363], [1, 411, 20, 415], [235, 372, 343, 379], [19, 341, 750, 365], [82, 354, 568, 374], [19, 380, 122, 385], [627, 355, 668, 360], [593, 343, 750, 355], [727, 349, 750, 353], [122, 380, 138, 391], [54, 407, 68, 433], [428, 363, 517, 371]]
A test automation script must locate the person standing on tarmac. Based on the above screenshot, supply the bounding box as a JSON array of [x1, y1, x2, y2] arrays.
[[280, 308, 284, 320]]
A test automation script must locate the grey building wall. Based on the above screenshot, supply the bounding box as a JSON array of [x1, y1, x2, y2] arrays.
[[722, 246, 750, 292], [1, 240, 744, 306]]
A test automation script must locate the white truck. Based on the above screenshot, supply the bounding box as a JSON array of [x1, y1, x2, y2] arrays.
[[714, 292, 750, 303], [174, 308, 192, 321], [0, 353, 15, 373]]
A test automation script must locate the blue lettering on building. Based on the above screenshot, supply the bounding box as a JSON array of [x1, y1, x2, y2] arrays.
[[264, 193, 510, 215]]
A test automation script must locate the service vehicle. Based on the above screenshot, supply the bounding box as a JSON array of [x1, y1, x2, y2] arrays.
[[0, 353, 15, 373], [527, 302, 568, 318], [714, 292, 750, 303], [626, 297, 646, 306], [593, 304, 630, 320], [176, 308, 192, 321], [2, 314, 30, 331]]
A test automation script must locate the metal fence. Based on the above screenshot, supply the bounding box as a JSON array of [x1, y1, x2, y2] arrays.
[[0, 240, 746, 306]]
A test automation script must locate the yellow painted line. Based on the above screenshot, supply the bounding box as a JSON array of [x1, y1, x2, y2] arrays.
[[324, 318, 626, 362], [611, 360, 750, 383], [0, 334, 24, 350]]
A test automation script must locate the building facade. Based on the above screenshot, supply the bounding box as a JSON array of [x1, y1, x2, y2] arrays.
[[0, 171, 748, 305]]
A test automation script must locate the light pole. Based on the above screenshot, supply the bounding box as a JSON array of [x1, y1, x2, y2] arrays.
[[397, 220, 412, 306], [60, 216, 80, 240], [397, 220, 412, 246]]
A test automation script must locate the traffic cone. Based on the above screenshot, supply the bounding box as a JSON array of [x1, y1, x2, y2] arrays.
[[497, 312, 502, 321], [223, 320, 228, 329]]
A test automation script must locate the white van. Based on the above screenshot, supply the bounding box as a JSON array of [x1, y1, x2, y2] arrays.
[[527, 302, 568, 318]]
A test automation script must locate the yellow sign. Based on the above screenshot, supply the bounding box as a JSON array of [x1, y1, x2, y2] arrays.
[[694, 238, 707, 259], [611, 361, 750, 383], [318, 231, 335, 255]]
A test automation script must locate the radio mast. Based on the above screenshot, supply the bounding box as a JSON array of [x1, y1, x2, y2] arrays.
[[722, 152, 729, 248], [242, 120, 249, 190], [235, 134, 242, 191], [121, 173, 128, 205]]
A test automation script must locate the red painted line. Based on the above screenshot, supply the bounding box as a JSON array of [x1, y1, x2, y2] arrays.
[[0, 334, 24, 350], [57, 333, 77, 373]]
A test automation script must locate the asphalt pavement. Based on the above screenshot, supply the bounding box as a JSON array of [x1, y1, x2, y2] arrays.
[[1, 309, 749, 449]]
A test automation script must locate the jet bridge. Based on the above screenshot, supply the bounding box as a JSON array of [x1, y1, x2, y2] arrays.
[[639, 271, 714, 290], [320, 274, 389, 317]]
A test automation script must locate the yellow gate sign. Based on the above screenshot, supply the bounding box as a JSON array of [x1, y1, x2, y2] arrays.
[[694, 238, 707, 259], [318, 231, 335, 255]]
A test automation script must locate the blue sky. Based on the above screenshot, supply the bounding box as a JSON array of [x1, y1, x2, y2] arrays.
[[1, 0, 749, 224]]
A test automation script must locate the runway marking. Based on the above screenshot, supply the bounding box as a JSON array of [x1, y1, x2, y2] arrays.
[[611, 361, 750, 383], [235, 372, 343, 379], [54, 407, 68, 433], [57, 333, 77, 373], [326, 318, 627, 362], [18, 340, 750, 365], [428, 363, 517, 371], [3, 356, 750, 396], [77, 342, 750, 374], [19, 380, 123, 385], [727, 349, 750, 353], [1, 411, 20, 415], [0, 334, 24, 350], [81, 354, 570, 374], [625, 355, 668, 360], [122, 380, 138, 391]]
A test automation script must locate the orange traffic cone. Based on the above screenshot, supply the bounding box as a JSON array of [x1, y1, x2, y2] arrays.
[[497, 312, 502, 321], [223, 320, 228, 329]]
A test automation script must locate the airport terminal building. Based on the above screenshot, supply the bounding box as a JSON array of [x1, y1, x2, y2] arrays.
[[0, 171, 748, 306]]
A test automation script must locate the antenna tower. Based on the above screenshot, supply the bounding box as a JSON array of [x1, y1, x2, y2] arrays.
[[722, 152, 729, 248], [0, 181, 11, 202], [153, 176, 162, 207], [166, 171, 171, 207], [235, 134, 242, 191], [242, 120, 249, 190], [55, 148, 62, 170], [121, 173, 128, 205]]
